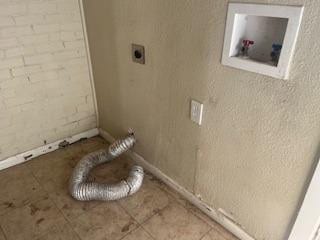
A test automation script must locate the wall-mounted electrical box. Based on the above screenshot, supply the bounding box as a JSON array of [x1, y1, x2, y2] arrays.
[[132, 44, 145, 64], [221, 3, 304, 79]]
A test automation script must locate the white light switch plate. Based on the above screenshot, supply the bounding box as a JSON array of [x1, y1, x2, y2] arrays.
[[190, 100, 203, 125]]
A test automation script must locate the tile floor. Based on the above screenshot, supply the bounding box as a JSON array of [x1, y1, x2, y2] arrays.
[[0, 136, 238, 240]]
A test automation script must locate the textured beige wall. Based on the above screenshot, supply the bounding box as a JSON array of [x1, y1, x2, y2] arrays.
[[0, 0, 97, 161], [83, 1, 320, 239]]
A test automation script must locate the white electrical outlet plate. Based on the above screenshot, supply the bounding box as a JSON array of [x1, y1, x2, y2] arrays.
[[190, 100, 203, 125]]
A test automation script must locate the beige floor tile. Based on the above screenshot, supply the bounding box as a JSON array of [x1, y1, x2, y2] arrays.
[[26, 143, 100, 220], [200, 229, 227, 240], [36, 223, 80, 240], [210, 226, 238, 240], [167, 195, 226, 232], [26, 145, 82, 183], [121, 227, 153, 240], [143, 201, 210, 240], [27, 137, 111, 186], [0, 198, 72, 240], [145, 173, 238, 239], [69, 202, 138, 240], [61, 137, 106, 161], [118, 178, 170, 223], [0, 227, 6, 240], [0, 164, 47, 216], [43, 177, 101, 220], [189, 209, 238, 240], [79, 137, 108, 153], [26, 137, 106, 182], [91, 156, 133, 183]]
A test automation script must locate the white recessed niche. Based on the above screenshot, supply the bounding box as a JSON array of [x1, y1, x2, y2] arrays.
[[221, 3, 304, 79]]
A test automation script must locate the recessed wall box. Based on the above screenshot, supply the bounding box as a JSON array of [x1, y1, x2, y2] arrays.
[[221, 3, 304, 79], [132, 44, 145, 64]]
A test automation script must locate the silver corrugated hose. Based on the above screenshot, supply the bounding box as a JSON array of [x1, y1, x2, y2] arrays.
[[69, 133, 144, 201]]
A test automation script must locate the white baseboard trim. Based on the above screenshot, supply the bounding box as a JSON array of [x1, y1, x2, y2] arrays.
[[99, 128, 255, 240], [0, 128, 99, 171], [288, 157, 320, 240]]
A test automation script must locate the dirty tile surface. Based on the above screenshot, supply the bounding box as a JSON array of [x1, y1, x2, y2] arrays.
[[200, 229, 227, 240], [0, 228, 5, 240], [122, 227, 153, 240], [0, 165, 47, 216], [118, 177, 170, 224], [143, 200, 211, 240], [0, 136, 238, 240], [0, 198, 75, 240]]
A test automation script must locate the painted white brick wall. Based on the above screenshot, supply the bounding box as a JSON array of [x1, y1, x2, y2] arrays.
[[0, 0, 97, 161]]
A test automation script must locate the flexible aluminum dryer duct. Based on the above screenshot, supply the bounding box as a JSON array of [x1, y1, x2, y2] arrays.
[[69, 133, 144, 201]]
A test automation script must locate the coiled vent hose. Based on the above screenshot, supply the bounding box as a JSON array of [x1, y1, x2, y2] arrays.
[[69, 133, 144, 201]]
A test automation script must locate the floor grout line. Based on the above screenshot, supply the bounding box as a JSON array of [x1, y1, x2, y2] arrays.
[[199, 227, 214, 240], [26, 158, 83, 240], [113, 177, 170, 240], [159, 184, 214, 227], [138, 176, 215, 240], [115, 200, 144, 239], [0, 165, 50, 219], [140, 202, 171, 225], [5, 169, 66, 240], [116, 157, 215, 240], [0, 225, 8, 240], [139, 224, 157, 240], [45, 198, 83, 240]]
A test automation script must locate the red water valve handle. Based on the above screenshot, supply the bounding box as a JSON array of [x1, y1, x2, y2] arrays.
[[242, 40, 254, 47]]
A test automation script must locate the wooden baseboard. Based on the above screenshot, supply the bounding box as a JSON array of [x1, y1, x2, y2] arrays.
[[0, 128, 99, 171], [99, 128, 255, 240]]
